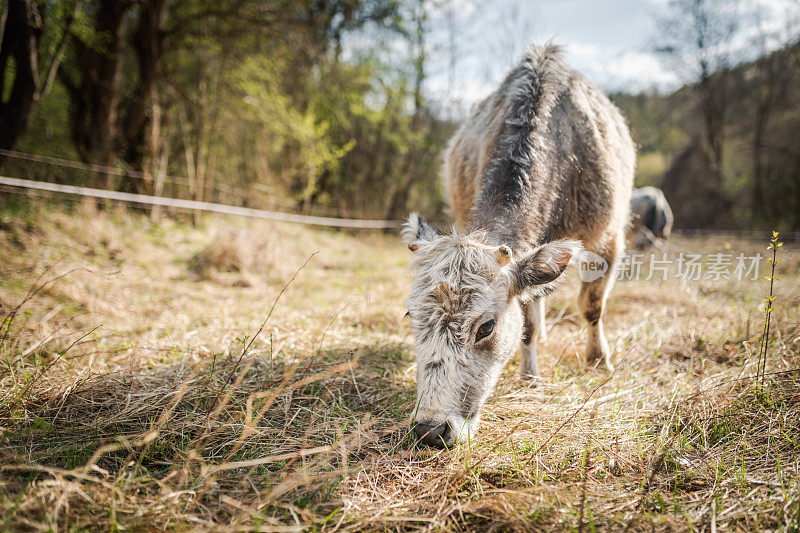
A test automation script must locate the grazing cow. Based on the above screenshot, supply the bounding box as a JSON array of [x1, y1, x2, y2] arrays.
[[630, 186, 673, 250], [403, 45, 635, 448]]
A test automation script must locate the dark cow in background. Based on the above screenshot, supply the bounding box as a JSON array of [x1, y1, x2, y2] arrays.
[[630, 186, 673, 250]]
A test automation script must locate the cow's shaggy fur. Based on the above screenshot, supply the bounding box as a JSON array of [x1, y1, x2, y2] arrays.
[[405, 45, 635, 447]]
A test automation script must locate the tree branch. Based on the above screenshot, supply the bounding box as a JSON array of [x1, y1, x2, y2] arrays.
[[38, 0, 82, 101]]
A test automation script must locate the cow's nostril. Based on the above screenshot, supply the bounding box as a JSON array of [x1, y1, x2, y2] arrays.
[[413, 421, 453, 448]]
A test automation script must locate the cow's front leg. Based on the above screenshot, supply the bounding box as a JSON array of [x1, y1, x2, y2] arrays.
[[520, 297, 546, 378]]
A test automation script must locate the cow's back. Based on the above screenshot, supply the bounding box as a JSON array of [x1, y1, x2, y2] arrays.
[[443, 45, 635, 251], [443, 89, 512, 230]]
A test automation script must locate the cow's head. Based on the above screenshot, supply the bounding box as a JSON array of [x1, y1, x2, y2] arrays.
[[403, 214, 581, 447]]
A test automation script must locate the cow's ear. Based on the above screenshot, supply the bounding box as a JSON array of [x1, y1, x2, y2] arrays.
[[402, 213, 438, 252], [510, 240, 582, 295]]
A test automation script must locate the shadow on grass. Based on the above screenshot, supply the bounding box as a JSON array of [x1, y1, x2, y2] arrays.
[[3, 343, 417, 464], [0, 342, 419, 528]]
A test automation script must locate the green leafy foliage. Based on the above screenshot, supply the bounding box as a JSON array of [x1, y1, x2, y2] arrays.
[[4, 0, 451, 221]]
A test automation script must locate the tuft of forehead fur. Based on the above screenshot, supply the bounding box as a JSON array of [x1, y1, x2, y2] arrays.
[[408, 230, 510, 293], [408, 230, 512, 350]]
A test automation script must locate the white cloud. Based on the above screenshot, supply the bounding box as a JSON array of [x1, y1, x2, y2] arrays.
[[563, 43, 681, 92]]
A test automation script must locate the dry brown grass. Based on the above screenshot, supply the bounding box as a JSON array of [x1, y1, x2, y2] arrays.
[[189, 226, 314, 284], [1, 198, 799, 531]]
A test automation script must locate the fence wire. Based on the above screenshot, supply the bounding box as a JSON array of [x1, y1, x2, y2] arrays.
[[0, 176, 401, 229]]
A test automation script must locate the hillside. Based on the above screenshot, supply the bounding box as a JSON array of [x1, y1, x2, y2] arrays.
[[612, 42, 800, 231]]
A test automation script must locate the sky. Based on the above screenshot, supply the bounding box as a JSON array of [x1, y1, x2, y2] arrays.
[[419, 0, 799, 115]]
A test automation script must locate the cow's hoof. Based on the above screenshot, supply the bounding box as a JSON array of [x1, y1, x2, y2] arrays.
[[586, 349, 614, 373], [519, 371, 543, 387]]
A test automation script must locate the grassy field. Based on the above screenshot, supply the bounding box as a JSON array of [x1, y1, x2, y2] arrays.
[[1, 198, 799, 531]]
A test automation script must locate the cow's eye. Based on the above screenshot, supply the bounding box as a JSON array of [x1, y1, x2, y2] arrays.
[[475, 319, 495, 342]]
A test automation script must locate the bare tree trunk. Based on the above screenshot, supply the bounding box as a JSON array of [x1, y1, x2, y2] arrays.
[[121, 0, 170, 171], [59, 0, 134, 187], [178, 64, 222, 225], [149, 105, 174, 221], [698, 64, 725, 188], [179, 108, 198, 221], [411, 0, 426, 116], [751, 98, 770, 219], [0, 0, 41, 158], [749, 31, 796, 224], [144, 95, 175, 219], [0, 0, 79, 165]]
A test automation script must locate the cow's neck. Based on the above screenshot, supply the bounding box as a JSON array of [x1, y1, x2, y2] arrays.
[[466, 167, 547, 254]]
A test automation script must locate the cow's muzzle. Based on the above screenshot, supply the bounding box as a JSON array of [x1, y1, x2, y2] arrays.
[[413, 420, 454, 448]]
